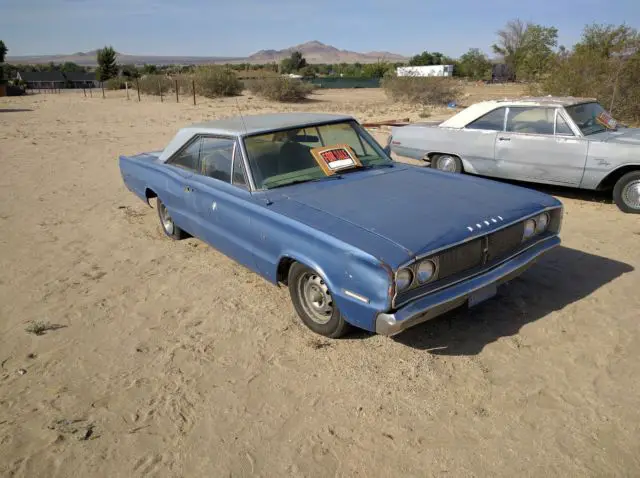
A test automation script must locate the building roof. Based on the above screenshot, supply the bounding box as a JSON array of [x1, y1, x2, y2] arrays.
[[440, 96, 598, 128], [17, 71, 66, 82], [158, 113, 355, 162], [64, 72, 97, 82]]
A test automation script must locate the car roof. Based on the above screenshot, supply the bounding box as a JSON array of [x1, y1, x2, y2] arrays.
[[158, 112, 356, 163], [189, 112, 355, 136], [440, 96, 598, 128]]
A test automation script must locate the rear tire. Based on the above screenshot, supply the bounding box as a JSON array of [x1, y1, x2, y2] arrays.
[[430, 154, 463, 173], [288, 263, 350, 338], [613, 171, 640, 214], [156, 198, 187, 239]]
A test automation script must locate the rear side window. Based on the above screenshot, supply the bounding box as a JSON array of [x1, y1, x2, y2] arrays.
[[200, 137, 235, 183], [466, 108, 506, 131], [168, 138, 201, 172], [507, 107, 555, 135]]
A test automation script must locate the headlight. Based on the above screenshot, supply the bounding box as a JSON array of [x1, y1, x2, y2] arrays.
[[522, 219, 536, 241], [396, 268, 413, 291], [535, 213, 549, 233], [416, 260, 436, 283]]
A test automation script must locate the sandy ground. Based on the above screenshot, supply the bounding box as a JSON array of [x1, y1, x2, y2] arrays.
[[1, 86, 639, 478]]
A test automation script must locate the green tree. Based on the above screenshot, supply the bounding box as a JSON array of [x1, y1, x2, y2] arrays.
[[96, 46, 118, 81], [120, 64, 140, 78], [362, 61, 392, 78], [60, 62, 85, 73], [456, 48, 492, 80], [0, 40, 7, 81], [280, 51, 307, 74], [574, 23, 639, 58], [141, 64, 158, 75], [408, 51, 451, 66], [299, 65, 317, 78], [492, 19, 558, 81]]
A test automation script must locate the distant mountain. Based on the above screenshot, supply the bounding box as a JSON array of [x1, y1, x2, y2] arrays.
[[7, 41, 407, 66], [248, 41, 407, 64]]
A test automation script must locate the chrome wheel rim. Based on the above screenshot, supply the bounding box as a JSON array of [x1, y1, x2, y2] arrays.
[[158, 203, 174, 234], [437, 156, 457, 172], [622, 180, 640, 210], [298, 273, 334, 325]]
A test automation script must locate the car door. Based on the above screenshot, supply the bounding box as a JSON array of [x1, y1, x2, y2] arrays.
[[186, 136, 258, 270], [162, 136, 202, 233], [494, 106, 589, 185], [457, 107, 506, 176]]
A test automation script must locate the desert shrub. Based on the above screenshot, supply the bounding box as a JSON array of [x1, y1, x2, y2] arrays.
[[193, 66, 242, 98], [134, 74, 173, 96], [105, 77, 127, 90], [247, 76, 314, 102], [535, 51, 640, 123], [381, 74, 462, 106]]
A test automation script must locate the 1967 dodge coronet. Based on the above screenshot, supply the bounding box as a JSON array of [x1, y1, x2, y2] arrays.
[[119, 112, 563, 338]]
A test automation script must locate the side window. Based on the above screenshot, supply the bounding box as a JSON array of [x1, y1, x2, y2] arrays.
[[168, 137, 201, 172], [466, 108, 506, 131], [507, 107, 555, 135], [232, 151, 248, 189], [555, 113, 574, 136], [200, 137, 235, 183]]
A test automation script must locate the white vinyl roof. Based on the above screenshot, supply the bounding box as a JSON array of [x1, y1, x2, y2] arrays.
[[158, 112, 354, 162], [439, 96, 597, 129]]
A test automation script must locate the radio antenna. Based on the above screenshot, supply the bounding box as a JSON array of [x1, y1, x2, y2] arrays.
[[234, 98, 272, 205]]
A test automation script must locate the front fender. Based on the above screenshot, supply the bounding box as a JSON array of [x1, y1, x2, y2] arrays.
[[277, 247, 393, 331]]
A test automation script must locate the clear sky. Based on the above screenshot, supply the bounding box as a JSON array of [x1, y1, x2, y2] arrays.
[[2, 0, 639, 58]]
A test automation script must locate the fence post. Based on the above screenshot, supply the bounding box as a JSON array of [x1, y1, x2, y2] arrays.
[[175, 79, 179, 103], [83, 87, 86, 97], [89, 87, 93, 98], [159, 81, 163, 102], [125, 81, 130, 100], [192, 79, 196, 106], [136, 78, 141, 101], [101, 81, 105, 99]]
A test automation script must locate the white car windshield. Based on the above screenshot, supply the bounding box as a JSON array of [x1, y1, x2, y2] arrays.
[[565, 102, 618, 136], [243, 120, 392, 190]]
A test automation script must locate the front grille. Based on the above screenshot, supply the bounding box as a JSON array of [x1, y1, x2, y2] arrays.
[[487, 222, 524, 262], [438, 238, 483, 280]]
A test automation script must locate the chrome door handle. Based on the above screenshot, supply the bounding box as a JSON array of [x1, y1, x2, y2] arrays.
[[498, 137, 510, 141]]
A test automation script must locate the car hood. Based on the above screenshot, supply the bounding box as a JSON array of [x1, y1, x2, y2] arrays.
[[267, 165, 560, 266], [590, 127, 640, 145]]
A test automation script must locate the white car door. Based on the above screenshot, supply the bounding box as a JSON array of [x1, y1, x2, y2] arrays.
[[457, 107, 506, 176], [494, 106, 589, 186]]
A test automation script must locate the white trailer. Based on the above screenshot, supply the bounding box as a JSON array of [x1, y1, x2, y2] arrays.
[[396, 65, 454, 77]]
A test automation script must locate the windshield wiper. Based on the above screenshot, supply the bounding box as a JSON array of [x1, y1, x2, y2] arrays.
[[267, 175, 342, 189]]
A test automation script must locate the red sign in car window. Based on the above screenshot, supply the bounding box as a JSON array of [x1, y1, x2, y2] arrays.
[[311, 144, 362, 175]]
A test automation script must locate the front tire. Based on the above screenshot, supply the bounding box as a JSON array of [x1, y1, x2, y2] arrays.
[[156, 198, 187, 239], [288, 263, 350, 338], [430, 154, 463, 173], [613, 171, 640, 214]]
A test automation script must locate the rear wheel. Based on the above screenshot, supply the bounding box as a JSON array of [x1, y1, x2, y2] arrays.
[[157, 198, 187, 239], [613, 171, 640, 214], [431, 154, 463, 173], [288, 263, 350, 338]]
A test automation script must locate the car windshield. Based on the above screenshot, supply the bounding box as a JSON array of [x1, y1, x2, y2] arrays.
[[243, 120, 392, 190], [565, 102, 618, 136]]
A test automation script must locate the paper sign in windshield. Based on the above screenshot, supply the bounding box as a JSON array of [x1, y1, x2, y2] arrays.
[[595, 111, 618, 130], [311, 144, 362, 175]]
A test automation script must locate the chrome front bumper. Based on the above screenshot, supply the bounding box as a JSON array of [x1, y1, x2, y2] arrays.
[[375, 235, 561, 336]]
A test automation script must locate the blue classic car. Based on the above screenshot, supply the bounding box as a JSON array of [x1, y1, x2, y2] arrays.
[[119, 113, 563, 338]]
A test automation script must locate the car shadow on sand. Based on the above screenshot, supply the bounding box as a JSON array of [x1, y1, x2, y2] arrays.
[[384, 246, 633, 355], [489, 178, 613, 205], [0, 108, 33, 113]]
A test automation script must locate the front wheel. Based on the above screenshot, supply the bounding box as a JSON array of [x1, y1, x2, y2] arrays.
[[288, 263, 350, 338], [613, 171, 640, 214], [156, 198, 187, 239], [430, 154, 463, 173]]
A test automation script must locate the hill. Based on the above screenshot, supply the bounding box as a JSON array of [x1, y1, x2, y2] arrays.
[[7, 41, 407, 66]]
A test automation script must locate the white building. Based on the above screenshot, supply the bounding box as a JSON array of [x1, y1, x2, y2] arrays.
[[396, 65, 454, 77]]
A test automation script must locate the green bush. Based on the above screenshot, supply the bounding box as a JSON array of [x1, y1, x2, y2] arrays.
[[133, 74, 173, 96], [536, 51, 640, 123], [381, 74, 462, 106], [193, 66, 242, 98], [105, 77, 127, 90], [247, 76, 314, 102]]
